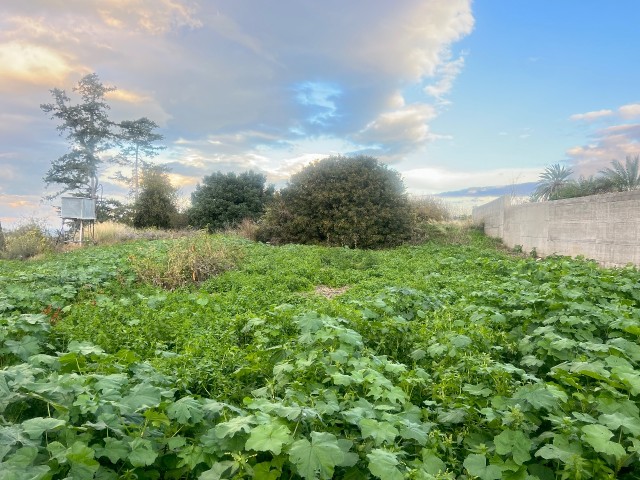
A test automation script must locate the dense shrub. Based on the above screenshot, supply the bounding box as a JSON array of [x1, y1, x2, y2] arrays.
[[1, 221, 53, 259], [189, 171, 274, 232], [257, 155, 412, 248], [133, 166, 179, 229]]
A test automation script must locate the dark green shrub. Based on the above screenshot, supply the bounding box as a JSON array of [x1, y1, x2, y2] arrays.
[[189, 171, 274, 232], [257, 155, 412, 248], [133, 166, 178, 229]]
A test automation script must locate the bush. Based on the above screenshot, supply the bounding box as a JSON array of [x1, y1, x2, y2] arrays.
[[130, 231, 240, 289], [257, 155, 412, 248], [189, 171, 274, 232], [2, 221, 53, 259], [133, 166, 179, 229]]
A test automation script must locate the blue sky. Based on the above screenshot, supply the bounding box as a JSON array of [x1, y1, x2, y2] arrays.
[[1, 1, 639, 225]]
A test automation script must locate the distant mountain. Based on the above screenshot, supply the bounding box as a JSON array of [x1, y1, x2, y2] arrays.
[[436, 182, 537, 198]]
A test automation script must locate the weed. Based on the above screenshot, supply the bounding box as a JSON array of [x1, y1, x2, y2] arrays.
[[131, 231, 241, 289]]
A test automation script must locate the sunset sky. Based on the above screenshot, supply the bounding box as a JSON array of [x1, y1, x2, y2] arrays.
[[1, 1, 639, 225]]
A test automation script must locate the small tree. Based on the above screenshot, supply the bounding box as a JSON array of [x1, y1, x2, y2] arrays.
[[599, 155, 640, 192], [531, 164, 573, 201], [114, 117, 165, 202], [96, 198, 135, 225], [133, 166, 178, 229], [189, 171, 274, 232], [257, 155, 412, 248], [41, 73, 116, 199]]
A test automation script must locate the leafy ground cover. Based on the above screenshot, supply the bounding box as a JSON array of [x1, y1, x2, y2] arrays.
[[1, 230, 640, 479]]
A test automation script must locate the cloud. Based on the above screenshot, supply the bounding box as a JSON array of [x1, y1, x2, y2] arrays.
[[570, 109, 614, 122], [402, 166, 541, 194], [354, 101, 437, 157], [619, 103, 640, 119], [0, 0, 475, 224], [424, 54, 466, 102], [0, 41, 74, 87], [566, 123, 640, 175]]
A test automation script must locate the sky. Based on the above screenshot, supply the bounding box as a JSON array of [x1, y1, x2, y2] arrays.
[[1, 0, 639, 226]]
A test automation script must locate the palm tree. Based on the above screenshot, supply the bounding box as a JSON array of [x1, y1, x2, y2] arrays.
[[599, 155, 640, 192], [531, 164, 573, 201]]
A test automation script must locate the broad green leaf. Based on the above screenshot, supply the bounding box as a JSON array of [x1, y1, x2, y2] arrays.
[[421, 450, 446, 475], [598, 412, 640, 436], [215, 415, 255, 439], [5, 336, 40, 360], [200, 460, 237, 480], [367, 448, 403, 480], [128, 438, 158, 467], [463, 454, 502, 480], [581, 424, 626, 459], [359, 418, 398, 446], [513, 384, 562, 411], [437, 408, 466, 424], [95, 437, 129, 464], [21, 417, 66, 439], [167, 396, 204, 424], [288, 431, 344, 480], [245, 423, 292, 455], [535, 435, 582, 464], [494, 429, 532, 465], [67, 441, 100, 479], [120, 383, 162, 413], [398, 420, 429, 445], [463, 383, 492, 397], [253, 462, 281, 480], [3, 446, 38, 467]]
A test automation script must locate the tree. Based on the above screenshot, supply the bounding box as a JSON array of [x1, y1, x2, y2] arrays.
[[41, 73, 116, 199], [531, 164, 573, 201], [189, 171, 274, 232], [96, 198, 134, 225], [114, 118, 165, 202], [257, 155, 412, 249], [599, 155, 640, 192], [133, 165, 178, 229]]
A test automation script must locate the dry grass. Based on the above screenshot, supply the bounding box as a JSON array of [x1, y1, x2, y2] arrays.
[[92, 221, 193, 245], [314, 285, 349, 299], [224, 219, 260, 241], [130, 231, 241, 289]]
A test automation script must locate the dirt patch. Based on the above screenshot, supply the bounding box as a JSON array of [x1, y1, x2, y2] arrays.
[[314, 285, 349, 299]]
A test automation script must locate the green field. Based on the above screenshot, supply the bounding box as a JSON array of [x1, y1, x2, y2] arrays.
[[1, 230, 640, 479]]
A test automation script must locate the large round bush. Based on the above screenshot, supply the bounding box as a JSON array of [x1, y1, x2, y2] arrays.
[[258, 155, 412, 248]]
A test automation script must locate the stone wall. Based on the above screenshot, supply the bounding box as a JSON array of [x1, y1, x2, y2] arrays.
[[472, 191, 640, 267]]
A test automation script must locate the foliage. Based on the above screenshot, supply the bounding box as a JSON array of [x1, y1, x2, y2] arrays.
[[96, 198, 134, 225], [189, 171, 274, 232], [113, 118, 165, 202], [257, 155, 412, 248], [41, 73, 116, 199], [551, 175, 613, 200], [2, 232, 640, 478], [531, 163, 573, 201], [599, 155, 640, 192], [129, 231, 241, 289], [410, 196, 452, 223], [133, 165, 179, 229], [536, 155, 640, 201], [1, 221, 53, 260]]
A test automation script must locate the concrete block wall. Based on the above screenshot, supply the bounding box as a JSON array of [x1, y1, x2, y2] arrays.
[[472, 190, 640, 267]]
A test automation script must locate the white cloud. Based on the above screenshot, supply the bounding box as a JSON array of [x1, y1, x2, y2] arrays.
[[619, 103, 640, 119], [0, 0, 475, 224], [570, 109, 614, 122], [402, 166, 541, 194], [566, 123, 640, 175], [424, 54, 465, 102]]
